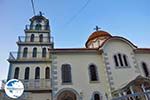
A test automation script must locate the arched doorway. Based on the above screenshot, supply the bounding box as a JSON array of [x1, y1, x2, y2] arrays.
[[57, 90, 77, 100]]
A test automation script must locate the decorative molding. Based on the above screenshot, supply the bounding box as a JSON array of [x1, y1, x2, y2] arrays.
[[106, 66, 111, 70], [53, 87, 58, 91], [52, 71, 57, 74], [109, 76, 113, 80], [92, 91, 103, 100], [54, 88, 80, 100], [103, 52, 114, 96], [107, 71, 112, 75], [110, 81, 114, 86], [52, 61, 57, 64]]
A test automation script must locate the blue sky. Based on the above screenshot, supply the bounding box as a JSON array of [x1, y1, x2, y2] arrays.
[[0, 0, 150, 82]]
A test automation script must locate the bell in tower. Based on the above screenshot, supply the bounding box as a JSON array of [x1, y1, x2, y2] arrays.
[[25, 11, 50, 32]]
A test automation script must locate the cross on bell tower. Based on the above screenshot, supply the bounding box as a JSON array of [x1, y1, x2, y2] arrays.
[[39, 11, 44, 16], [94, 26, 101, 31]]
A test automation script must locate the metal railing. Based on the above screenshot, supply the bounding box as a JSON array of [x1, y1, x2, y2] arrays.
[[21, 78, 51, 90], [8, 52, 51, 61], [0, 79, 51, 100], [0, 80, 6, 90], [112, 91, 150, 100], [0, 92, 32, 100], [25, 25, 50, 31], [18, 36, 54, 43], [1, 79, 51, 90]]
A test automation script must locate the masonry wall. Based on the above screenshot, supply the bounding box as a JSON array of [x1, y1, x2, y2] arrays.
[[53, 52, 109, 100]]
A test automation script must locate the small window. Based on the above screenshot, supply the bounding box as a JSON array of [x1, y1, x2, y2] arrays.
[[114, 54, 129, 68], [46, 24, 49, 30], [45, 67, 50, 79], [114, 55, 119, 66], [35, 24, 42, 30], [23, 47, 28, 57], [42, 48, 46, 57], [94, 93, 100, 100], [142, 62, 149, 77], [118, 54, 123, 66], [24, 67, 30, 80], [14, 67, 19, 79], [89, 65, 98, 81], [39, 34, 43, 42], [30, 34, 34, 42], [33, 47, 37, 57], [123, 55, 128, 66], [61, 64, 72, 83], [35, 67, 40, 79]]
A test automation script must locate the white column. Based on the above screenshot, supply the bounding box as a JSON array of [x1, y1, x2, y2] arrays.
[[130, 86, 134, 94], [80, 92, 83, 100], [142, 84, 148, 100], [123, 91, 126, 95], [123, 91, 127, 100], [130, 86, 135, 100], [142, 84, 146, 92], [118, 92, 122, 97]]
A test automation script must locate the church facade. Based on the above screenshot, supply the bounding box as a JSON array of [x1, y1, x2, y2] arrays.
[[1, 14, 150, 100]]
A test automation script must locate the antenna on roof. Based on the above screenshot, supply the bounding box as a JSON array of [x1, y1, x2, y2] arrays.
[[31, 0, 36, 15]]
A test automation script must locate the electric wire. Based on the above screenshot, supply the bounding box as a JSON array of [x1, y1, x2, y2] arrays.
[[65, 0, 91, 26], [31, 0, 36, 15]]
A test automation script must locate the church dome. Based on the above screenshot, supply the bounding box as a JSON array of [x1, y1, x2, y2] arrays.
[[30, 15, 47, 22], [86, 30, 112, 48], [88, 30, 111, 41]]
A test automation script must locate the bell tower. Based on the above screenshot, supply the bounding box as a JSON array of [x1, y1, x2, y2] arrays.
[[7, 12, 52, 100], [24, 12, 52, 46]]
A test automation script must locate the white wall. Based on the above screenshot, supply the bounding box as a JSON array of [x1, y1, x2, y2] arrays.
[[53, 52, 109, 100], [19, 45, 50, 59], [32, 93, 51, 100], [102, 39, 140, 90], [135, 53, 150, 77], [25, 33, 50, 42], [10, 63, 51, 80]]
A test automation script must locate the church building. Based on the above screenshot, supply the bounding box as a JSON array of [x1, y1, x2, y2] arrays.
[[1, 13, 150, 100]]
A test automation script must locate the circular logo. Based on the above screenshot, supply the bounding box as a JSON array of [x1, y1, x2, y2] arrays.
[[4, 79, 24, 99]]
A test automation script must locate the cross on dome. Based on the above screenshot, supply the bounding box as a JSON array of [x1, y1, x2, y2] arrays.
[[94, 26, 101, 31]]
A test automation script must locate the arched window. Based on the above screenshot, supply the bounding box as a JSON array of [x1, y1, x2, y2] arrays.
[[123, 55, 128, 66], [23, 47, 28, 58], [24, 67, 30, 80], [94, 93, 100, 100], [61, 64, 72, 83], [118, 54, 123, 66], [142, 62, 149, 77], [45, 67, 50, 79], [33, 47, 37, 57], [42, 48, 46, 57], [89, 64, 98, 81], [114, 55, 119, 66], [35, 24, 42, 30], [35, 67, 40, 79], [39, 34, 43, 42], [30, 34, 34, 42], [14, 67, 19, 79]]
